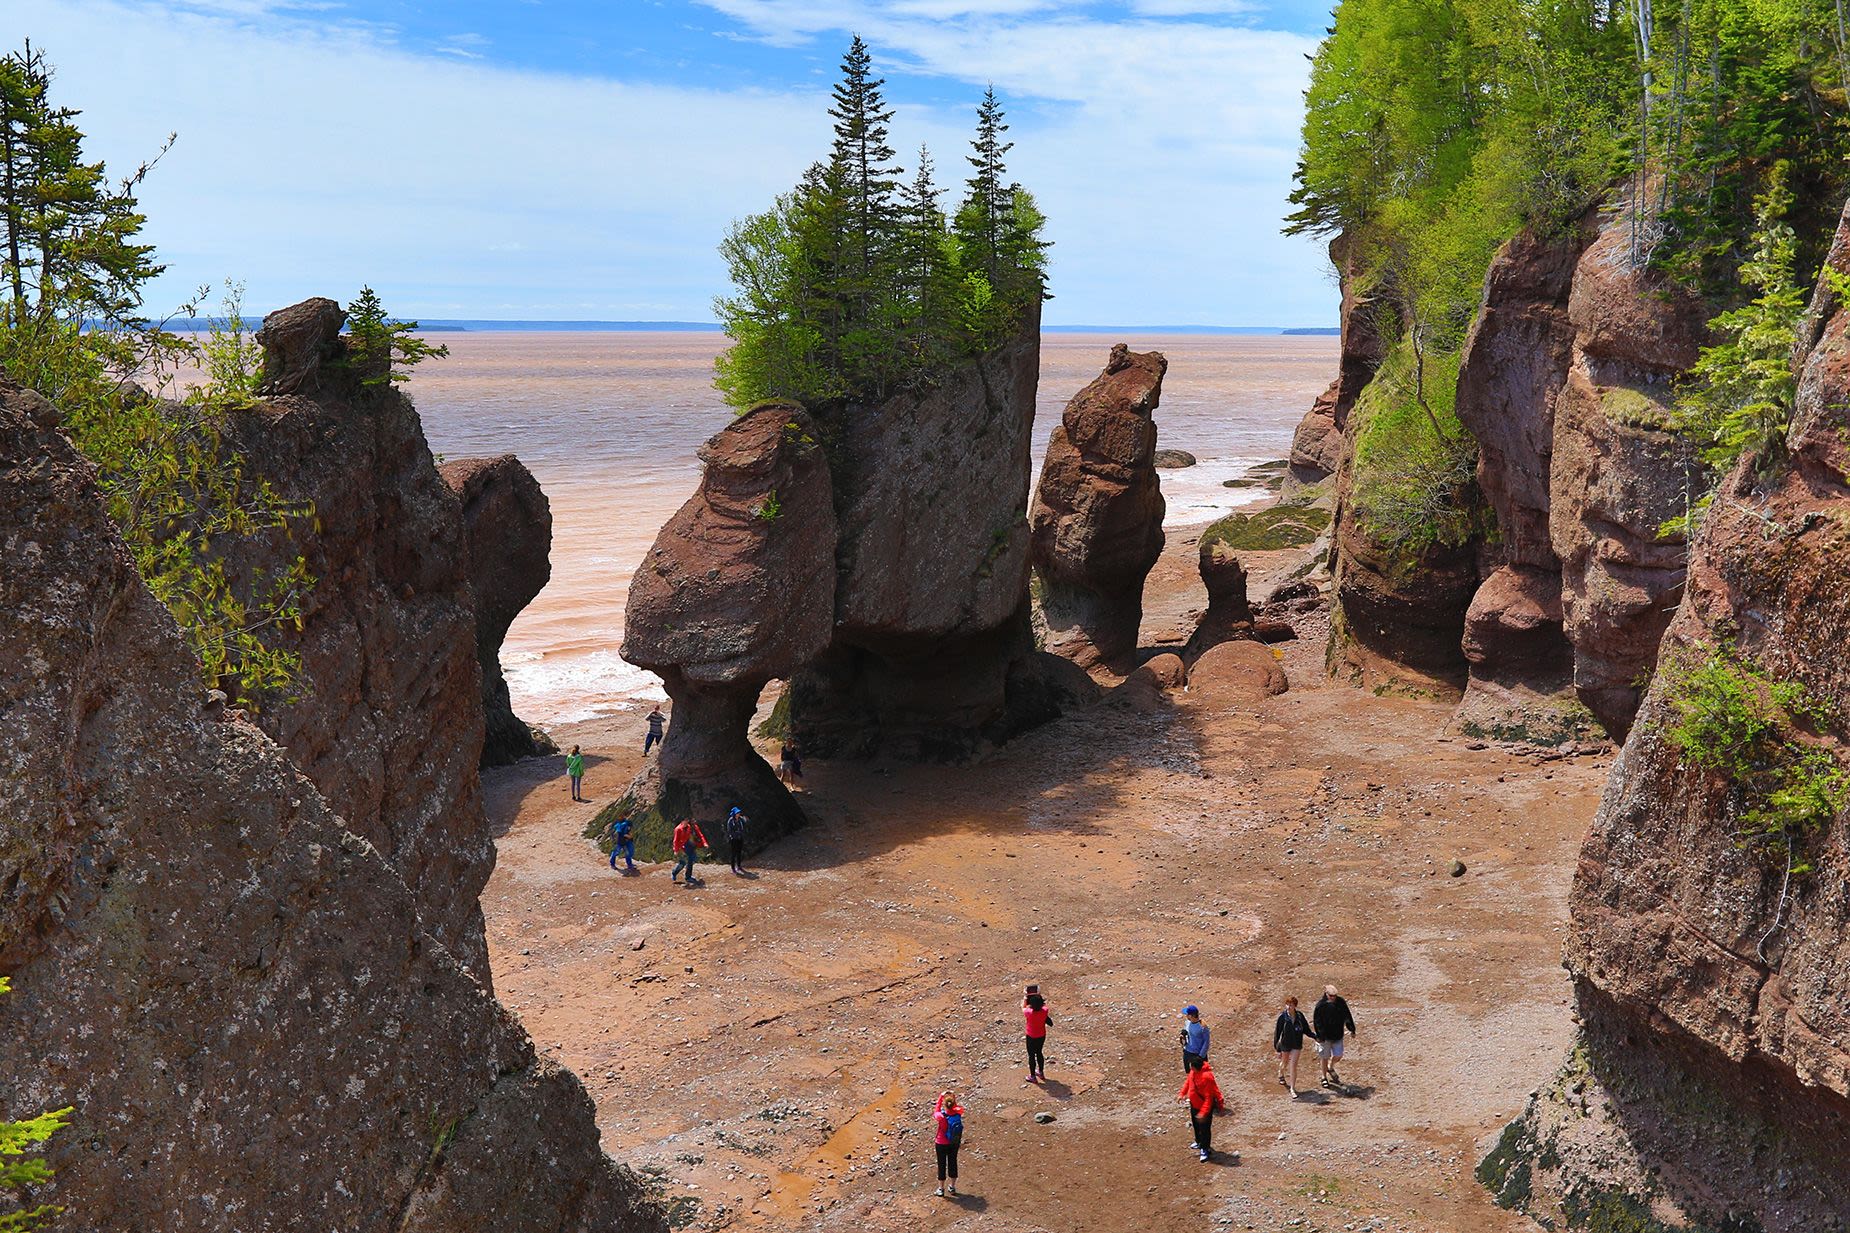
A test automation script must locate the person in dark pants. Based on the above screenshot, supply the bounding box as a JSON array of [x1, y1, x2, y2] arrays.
[[670, 816, 707, 885], [606, 814, 636, 873], [1180, 1004, 1210, 1071], [565, 745, 585, 802], [1272, 995, 1311, 1096], [1312, 985, 1357, 1087], [724, 807, 749, 875], [932, 1090, 965, 1197], [644, 706, 665, 755], [1178, 1060, 1226, 1162], [1022, 988, 1053, 1082]]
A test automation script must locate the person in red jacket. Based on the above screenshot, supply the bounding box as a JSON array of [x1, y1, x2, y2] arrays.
[[932, 1090, 965, 1197], [1022, 987, 1053, 1082], [1178, 1061, 1226, 1162], [670, 816, 707, 886]]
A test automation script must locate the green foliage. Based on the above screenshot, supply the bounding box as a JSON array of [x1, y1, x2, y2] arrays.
[[0, 41, 315, 709], [1670, 168, 1808, 471], [1662, 646, 1849, 874], [714, 45, 1047, 410], [1351, 342, 1484, 555], [1200, 498, 1332, 552], [0, 978, 71, 1232], [754, 488, 782, 521], [344, 285, 447, 388]]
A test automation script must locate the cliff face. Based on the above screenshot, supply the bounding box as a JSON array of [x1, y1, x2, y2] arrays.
[[619, 401, 836, 854], [0, 379, 662, 1232], [1289, 232, 1383, 488], [205, 299, 495, 980], [1482, 202, 1850, 1231], [793, 308, 1093, 760], [1029, 343, 1169, 667], [440, 454, 554, 768]]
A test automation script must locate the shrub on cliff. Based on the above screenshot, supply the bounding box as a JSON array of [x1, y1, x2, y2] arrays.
[[714, 40, 1047, 409], [0, 978, 70, 1231]]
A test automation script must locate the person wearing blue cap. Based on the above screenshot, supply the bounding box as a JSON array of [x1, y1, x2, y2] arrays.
[[1180, 1005, 1210, 1071], [724, 806, 750, 875]]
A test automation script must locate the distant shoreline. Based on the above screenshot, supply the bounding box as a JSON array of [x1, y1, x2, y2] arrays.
[[161, 318, 1339, 335]]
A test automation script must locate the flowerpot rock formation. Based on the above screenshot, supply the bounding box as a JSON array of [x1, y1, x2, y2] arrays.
[[440, 454, 556, 768], [1029, 343, 1170, 668], [618, 401, 837, 854]]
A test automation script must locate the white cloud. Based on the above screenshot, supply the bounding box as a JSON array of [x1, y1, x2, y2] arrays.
[[13, 0, 1336, 325]]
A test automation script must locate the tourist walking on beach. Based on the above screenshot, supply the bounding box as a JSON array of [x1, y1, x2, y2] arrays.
[[932, 1090, 965, 1197], [724, 807, 749, 875], [1312, 985, 1356, 1087], [566, 745, 586, 802], [1180, 1004, 1210, 1071], [1022, 986, 1053, 1082], [644, 706, 666, 755], [1178, 1060, 1226, 1162], [606, 813, 637, 873], [777, 739, 802, 787], [1272, 995, 1311, 1096], [670, 816, 707, 885]]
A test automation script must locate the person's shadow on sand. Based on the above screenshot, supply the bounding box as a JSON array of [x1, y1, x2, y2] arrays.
[[1037, 1078, 1074, 1100], [1291, 1089, 1333, 1105], [948, 1193, 988, 1212]]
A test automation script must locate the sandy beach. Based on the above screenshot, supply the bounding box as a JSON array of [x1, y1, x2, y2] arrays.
[[480, 527, 1610, 1233]]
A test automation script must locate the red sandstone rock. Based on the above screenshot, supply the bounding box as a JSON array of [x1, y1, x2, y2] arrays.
[[1188, 639, 1289, 705], [1542, 199, 1850, 1226], [0, 379, 663, 1233], [1029, 344, 1169, 667], [440, 455, 554, 768], [213, 301, 497, 980], [1182, 537, 1253, 661], [1287, 233, 1385, 488], [622, 401, 836, 848]]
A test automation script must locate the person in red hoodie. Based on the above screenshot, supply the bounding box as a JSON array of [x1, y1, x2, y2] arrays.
[[1022, 986, 1053, 1082], [670, 816, 707, 886], [932, 1089, 965, 1197], [1178, 1061, 1226, 1162]]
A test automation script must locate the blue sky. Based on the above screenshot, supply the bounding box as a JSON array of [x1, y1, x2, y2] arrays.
[[12, 1, 1340, 325]]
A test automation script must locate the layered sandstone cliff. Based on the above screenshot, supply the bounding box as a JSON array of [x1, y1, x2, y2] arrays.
[[440, 454, 554, 768], [0, 378, 662, 1232], [1029, 344, 1169, 667], [1481, 202, 1850, 1232]]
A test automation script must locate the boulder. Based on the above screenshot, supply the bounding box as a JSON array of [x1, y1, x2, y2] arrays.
[[1152, 448, 1196, 469], [1188, 639, 1289, 706], [619, 401, 836, 853], [1029, 344, 1169, 667], [0, 378, 664, 1233], [1550, 211, 1709, 737], [793, 310, 1075, 760], [1182, 535, 1252, 661], [1486, 198, 1850, 1231], [210, 300, 498, 980], [1140, 652, 1188, 690], [440, 455, 554, 768]]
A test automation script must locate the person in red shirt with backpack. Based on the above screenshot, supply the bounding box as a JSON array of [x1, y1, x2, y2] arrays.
[[1178, 1061, 1227, 1162], [932, 1090, 965, 1197], [670, 817, 707, 886], [1022, 986, 1053, 1082]]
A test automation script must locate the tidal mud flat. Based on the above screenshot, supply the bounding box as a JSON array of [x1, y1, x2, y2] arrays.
[[483, 527, 1611, 1233]]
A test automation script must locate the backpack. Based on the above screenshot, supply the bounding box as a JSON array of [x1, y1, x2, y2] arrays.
[[941, 1110, 964, 1143]]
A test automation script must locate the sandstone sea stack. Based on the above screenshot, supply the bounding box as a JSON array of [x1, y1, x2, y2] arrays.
[[792, 308, 1095, 760], [440, 453, 555, 768], [1029, 343, 1169, 668], [1483, 199, 1850, 1230], [210, 298, 499, 980], [0, 377, 663, 1233], [619, 401, 836, 853]]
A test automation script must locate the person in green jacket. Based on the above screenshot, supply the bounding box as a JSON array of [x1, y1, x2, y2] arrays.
[[566, 745, 586, 802]]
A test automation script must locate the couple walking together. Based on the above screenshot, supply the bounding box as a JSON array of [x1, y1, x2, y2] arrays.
[[1271, 986, 1356, 1096]]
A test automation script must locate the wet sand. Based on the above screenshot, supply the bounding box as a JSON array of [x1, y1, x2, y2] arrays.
[[481, 531, 1609, 1233]]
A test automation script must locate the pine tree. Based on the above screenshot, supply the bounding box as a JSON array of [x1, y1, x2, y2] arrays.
[[895, 145, 957, 373], [827, 35, 904, 396], [955, 85, 1015, 282]]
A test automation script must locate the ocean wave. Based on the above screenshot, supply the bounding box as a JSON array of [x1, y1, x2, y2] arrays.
[[504, 647, 666, 725]]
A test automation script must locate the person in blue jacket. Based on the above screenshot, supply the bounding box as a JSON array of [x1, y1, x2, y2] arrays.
[[1180, 1004, 1210, 1071]]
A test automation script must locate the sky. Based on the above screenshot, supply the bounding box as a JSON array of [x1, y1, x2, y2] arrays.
[[11, 0, 1342, 326]]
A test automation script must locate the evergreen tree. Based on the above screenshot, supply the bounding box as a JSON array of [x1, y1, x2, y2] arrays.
[[827, 35, 903, 396], [895, 146, 957, 373], [955, 86, 1015, 282]]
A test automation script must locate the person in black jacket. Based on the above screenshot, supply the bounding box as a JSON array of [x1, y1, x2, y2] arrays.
[[1312, 985, 1356, 1087], [1272, 995, 1312, 1096]]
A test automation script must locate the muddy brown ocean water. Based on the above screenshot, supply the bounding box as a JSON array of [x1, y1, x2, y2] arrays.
[[407, 331, 1338, 725]]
